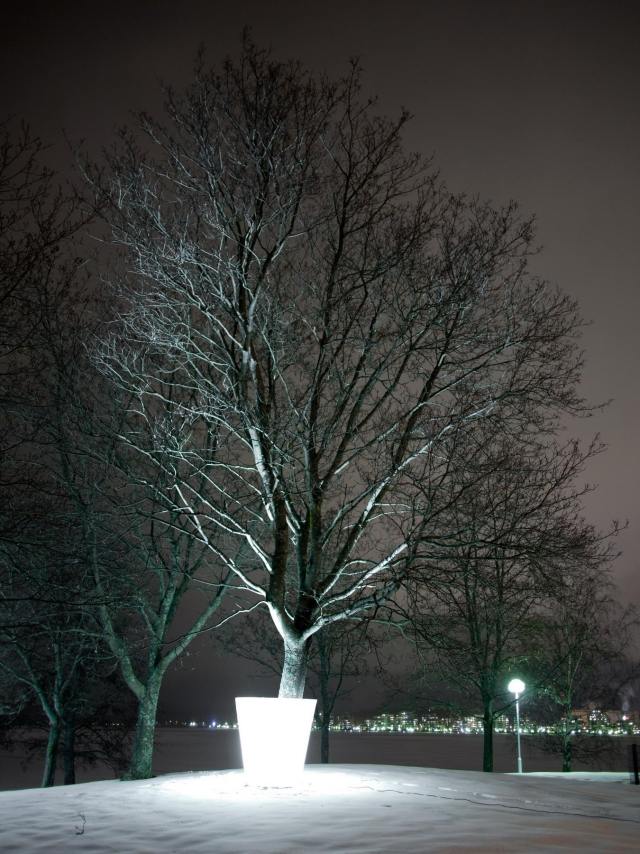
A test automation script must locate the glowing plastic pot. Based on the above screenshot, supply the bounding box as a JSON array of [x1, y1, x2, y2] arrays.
[[235, 697, 316, 786]]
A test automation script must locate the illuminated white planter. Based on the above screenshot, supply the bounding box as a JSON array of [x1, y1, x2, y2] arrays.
[[235, 697, 316, 786]]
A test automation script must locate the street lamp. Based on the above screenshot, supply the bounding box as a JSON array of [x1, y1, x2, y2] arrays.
[[508, 678, 525, 774]]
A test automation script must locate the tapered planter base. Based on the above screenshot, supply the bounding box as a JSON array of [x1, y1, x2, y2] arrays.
[[235, 697, 316, 787]]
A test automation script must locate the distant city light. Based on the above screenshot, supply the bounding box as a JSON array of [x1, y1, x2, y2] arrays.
[[159, 706, 640, 738]]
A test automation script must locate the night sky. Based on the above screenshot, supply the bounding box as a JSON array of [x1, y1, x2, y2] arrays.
[[2, 1, 639, 718]]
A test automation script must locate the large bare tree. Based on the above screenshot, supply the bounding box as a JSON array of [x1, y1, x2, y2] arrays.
[[87, 41, 587, 699]]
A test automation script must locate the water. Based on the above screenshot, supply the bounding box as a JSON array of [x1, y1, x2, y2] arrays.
[[0, 728, 633, 791]]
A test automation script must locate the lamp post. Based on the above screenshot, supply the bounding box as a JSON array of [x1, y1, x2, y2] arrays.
[[508, 678, 525, 774]]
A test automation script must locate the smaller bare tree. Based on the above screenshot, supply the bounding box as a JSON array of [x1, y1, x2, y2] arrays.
[[399, 427, 619, 771], [532, 572, 638, 771]]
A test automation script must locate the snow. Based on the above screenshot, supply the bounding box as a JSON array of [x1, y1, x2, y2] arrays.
[[1, 765, 638, 853]]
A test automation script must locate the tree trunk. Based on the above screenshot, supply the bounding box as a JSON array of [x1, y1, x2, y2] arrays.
[[63, 714, 76, 785], [318, 631, 331, 763], [320, 717, 330, 763], [278, 637, 309, 698], [562, 732, 573, 772], [41, 721, 59, 787], [482, 703, 494, 772], [124, 679, 161, 780]]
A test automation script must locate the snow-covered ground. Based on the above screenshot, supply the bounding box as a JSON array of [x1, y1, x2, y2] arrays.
[[1, 765, 638, 853]]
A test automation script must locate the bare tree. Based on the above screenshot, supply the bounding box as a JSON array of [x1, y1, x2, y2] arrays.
[[310, 620, 383, 763], [533, 572, 638, 771], [90, 481, 232, 779], [399, 428, 618, 771], [0, 538, 135, 786], [41, 307, 234, 781], [86, 40, 587, 699], [0, 121, 104, 786], [0, 123, 233, 781], [4, 340, 234, 783], [0, 505, 111, 787]]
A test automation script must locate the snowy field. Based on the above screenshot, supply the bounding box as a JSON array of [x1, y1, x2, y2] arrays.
[[1, 730, 638, 851], [0, 764, 638, 853]]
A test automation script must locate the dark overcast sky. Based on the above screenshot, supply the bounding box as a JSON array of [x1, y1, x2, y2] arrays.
[[2, 1, 639, 717]]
